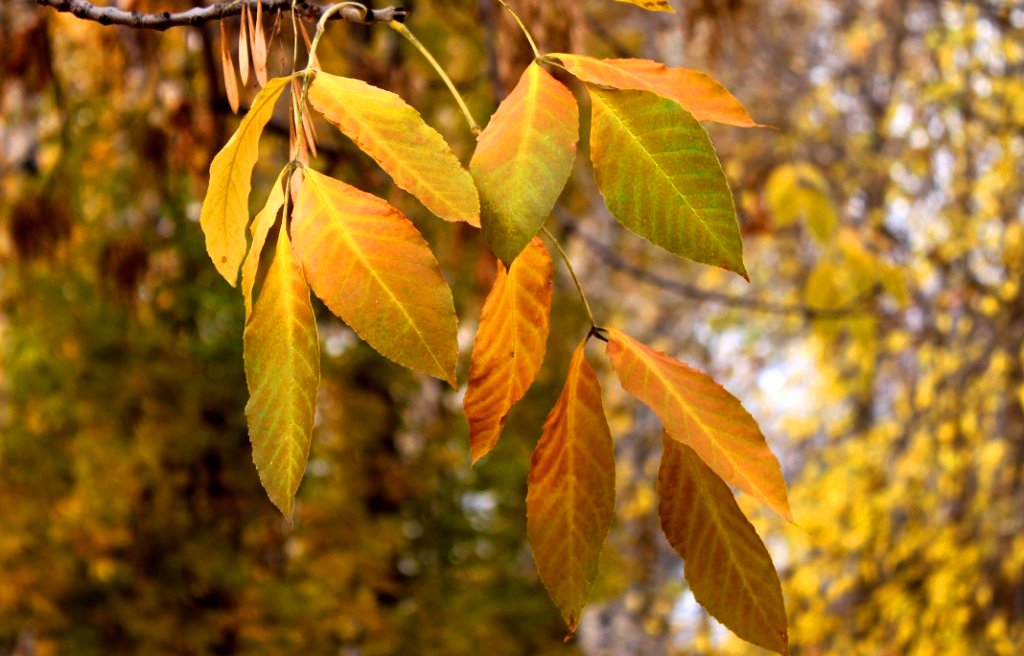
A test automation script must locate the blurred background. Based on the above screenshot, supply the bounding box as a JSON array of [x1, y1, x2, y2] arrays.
[[2, 0, 1023, 653]]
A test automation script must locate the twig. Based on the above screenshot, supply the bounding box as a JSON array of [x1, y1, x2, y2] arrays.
[[556, 213, 878, 320], [34, 0, 407, 31]]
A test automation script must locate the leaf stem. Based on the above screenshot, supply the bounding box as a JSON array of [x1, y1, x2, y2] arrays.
[[306, 1, 366, 69], [541, 227, 599, 330], [388, 20, 482, 135], [495, 0, 540, 60]]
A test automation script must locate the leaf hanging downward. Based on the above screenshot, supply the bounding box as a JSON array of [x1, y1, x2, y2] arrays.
[[612, 0, 675, 11], [527, 340, 615, 635], [307, 72, 480, 226], [605, 328, 792, 521], [219, 21, 240, 113], [588, 86, 747, 278], [658, 436, 789, 655], [238, 5, 250, 86], [550, 54, 759, 127], [464, 238, 553, 463], [241, 169, 287, 318], [251, 0, 268, 87], [470, 61, 579, 264], [292, 168, 459, 385], [243, 219, 320, 519], [200, 76, 289, 285]]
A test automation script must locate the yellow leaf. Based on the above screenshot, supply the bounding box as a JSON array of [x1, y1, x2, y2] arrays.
[[470, 61, 579, 263], [659, 436, 789, 655], [243, 220, 320, 519], [292, 168, 458, 385], [241, 168, 287, 319], [612, 0, 675, 12], [465, 238, 553, 463], [199, 76, 290, 285], [764, 163, 839, 241], [307, 72, 480, 226], [605, 328, 792, 521], [551, 54, 758, 127], [527, 339, 615, 634]]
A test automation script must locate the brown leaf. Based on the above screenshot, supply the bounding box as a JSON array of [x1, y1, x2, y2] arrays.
[[220, 21, 239, 113], [238, 5, 250, 87]]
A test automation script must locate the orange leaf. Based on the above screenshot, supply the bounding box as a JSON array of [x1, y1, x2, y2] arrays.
[[243, 219, 320, 519], [658, 436, 789, 654], [612, 0, 675, 12], [219, 21, 239, 113], [307, 72, 480, 226], [470, 61, 578, 264], [605, 328, 792, 521], [252, 0, 268, 87], [238, 5, 250, 87], [551, 54, 759, 127], [527, 339, 615, 634], [464, 238, 553, 463], [292, 168, 458, 385]]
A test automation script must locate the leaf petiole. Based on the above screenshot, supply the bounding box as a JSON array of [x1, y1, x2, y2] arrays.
[[388, 20, 482, 135], [496, 0, 541, 60], [541, 226, 600, 331]]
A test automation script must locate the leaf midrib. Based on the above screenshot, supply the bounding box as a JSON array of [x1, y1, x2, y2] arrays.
[[592, 90, 734, 261], [305, 173, 448, 379]]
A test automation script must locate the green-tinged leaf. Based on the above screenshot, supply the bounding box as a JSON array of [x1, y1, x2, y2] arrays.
[[588, 86, 747, 278], [292, 168, 458, 384], [241, 169, 287, 318], [307, 72, 480, 226], [470, 61, 578, 263], [527, 339, 615, 634], [200, 75, 290, 285], [243, 222, 320, 519], [613, 0, 675, 12], [465, 238, 553, 463], [605, 328, 792, 521], [659, 436, 789, 654], [550, 54, 759, 127]]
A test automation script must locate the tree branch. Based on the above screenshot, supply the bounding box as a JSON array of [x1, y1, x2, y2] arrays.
[[553, 211, 879, 320], [35, 0, 407, 31]]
